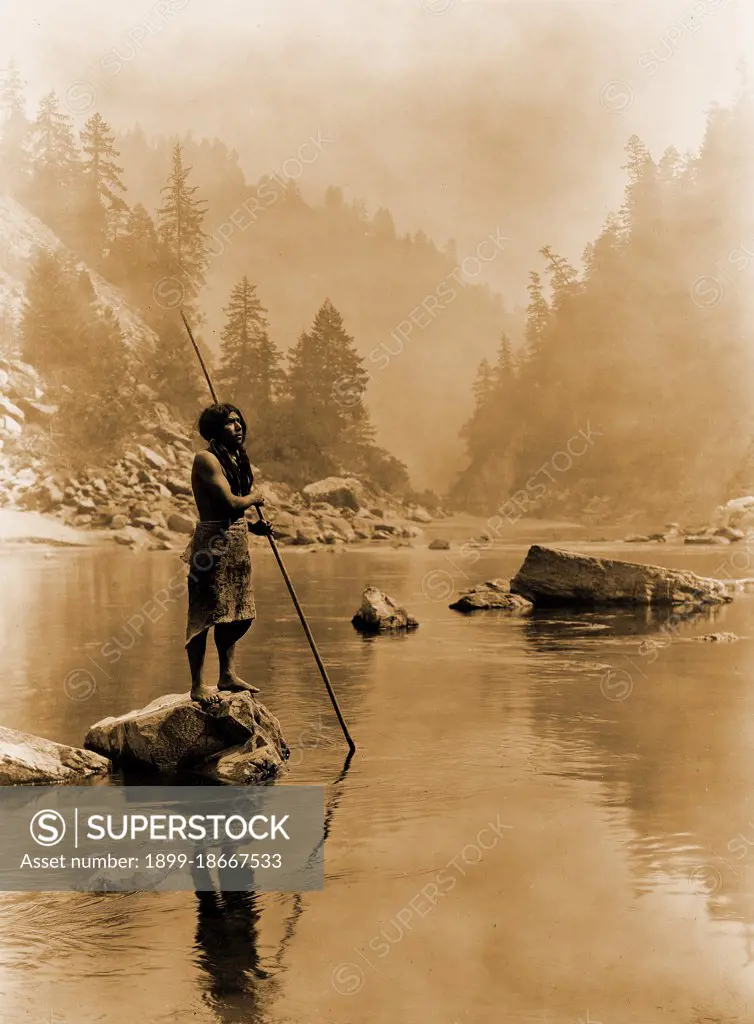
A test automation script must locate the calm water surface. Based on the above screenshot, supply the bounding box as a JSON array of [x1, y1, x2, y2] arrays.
[[1, 539, 754, 1024]]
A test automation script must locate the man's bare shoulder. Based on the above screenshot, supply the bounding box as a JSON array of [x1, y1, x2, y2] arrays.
[[192, 450, 222, 476], [193, 450, 220, 467]]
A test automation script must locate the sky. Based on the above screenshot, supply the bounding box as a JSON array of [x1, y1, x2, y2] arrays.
[[0, 0, 750, 302]]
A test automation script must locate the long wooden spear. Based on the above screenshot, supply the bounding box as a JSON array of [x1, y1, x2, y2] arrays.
[[180, 310, 356, 755]]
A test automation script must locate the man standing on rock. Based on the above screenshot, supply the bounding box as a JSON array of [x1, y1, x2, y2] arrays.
[[182, 403, 272, 707]]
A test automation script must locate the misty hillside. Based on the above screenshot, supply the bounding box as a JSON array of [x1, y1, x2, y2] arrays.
[[0, 95, 518, 489], [3, 56, 754, 521], [0, 192, 156, 352], [112, 129, 517, 487], [451, 92, 754, 521], [2, 79, 503, 504]]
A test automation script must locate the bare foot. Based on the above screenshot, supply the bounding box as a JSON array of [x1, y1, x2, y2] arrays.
[[191, 684, 223, 707], [217, 671, 260, 694]]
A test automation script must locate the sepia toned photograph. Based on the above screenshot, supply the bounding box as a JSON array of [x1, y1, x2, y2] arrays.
[[0, 0, 753, 1021]]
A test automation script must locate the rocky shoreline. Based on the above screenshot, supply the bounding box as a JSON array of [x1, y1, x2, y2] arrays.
[[0, 356, 449, 551]]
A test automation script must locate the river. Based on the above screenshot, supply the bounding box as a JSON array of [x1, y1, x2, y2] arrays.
[[1, 535, 754, 1024]]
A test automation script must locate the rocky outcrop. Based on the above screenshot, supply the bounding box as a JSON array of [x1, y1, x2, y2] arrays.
[[351, 586, 419, 633], [0, 725, 111, 784], [84, 691, 289, 781], [510, 545, 732, 608], [450, 579, 533, 613]]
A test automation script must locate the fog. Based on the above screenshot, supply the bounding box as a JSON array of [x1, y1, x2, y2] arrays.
[[2, 0, 748, 293], [2, 0, 751, 493]]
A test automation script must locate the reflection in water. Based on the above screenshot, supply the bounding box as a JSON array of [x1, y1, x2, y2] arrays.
[[191, 751, 353, 1023], [518, 591, 754, 938], [194, 887, 268, 1023], [4, 544, 754, 1022]]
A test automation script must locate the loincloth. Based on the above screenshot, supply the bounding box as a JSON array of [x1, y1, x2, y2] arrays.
[[181, 518, 256, 646]]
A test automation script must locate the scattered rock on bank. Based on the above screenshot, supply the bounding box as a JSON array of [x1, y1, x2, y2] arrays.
[[85, 691, 289, 781], [450, 579, 534, 613], [0, 724, 111, 784], [407, 505, 433, 524], [351, 586, 419, 633], [689, 632, 740, 643], [0, 362, 447, 545], [714, 527, 745, 542], [510, 545, 732, 608], [303, 476, 365, 511], [712, 496, 754, 533], [167, 512, 195, 535], [722, 577, 754, 592]]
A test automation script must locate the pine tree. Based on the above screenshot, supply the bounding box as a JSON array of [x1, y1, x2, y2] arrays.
[[147, 319, 205, 420], [156, 142, 208, 306], [79, 113, 126, 255], [26, 92, 80, 235], [460, 335, 518, 461], [57, 307, 135, 459], [21, 249, 80, 372], [28, 91, 79, 185], [0, 59, 29, 192], [539, 246, 580, 308], [372, 207, 396, 241], [494, 333, 516, 387], [21, 249, 138, 458], [284, 299, 373, 476], [218, 277, 284, 418], [620, 134, 659, 239], [522, 272, 550, 368]]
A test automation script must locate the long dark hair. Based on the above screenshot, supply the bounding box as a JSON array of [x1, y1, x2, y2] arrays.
[[197, 403, 253, 496]]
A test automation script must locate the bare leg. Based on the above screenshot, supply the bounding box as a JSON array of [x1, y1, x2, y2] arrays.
[[187, 630, 221, 706], [215, 620, 258, 693]]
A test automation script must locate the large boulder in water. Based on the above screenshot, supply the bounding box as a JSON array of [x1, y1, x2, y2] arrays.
[[0, 725, 111, 784], [450, 579, 533, 613], [84, 692, 289, 781], [352, 586, 419, 633], [510, 544, 732, 608], [302, 476, 365, 511]]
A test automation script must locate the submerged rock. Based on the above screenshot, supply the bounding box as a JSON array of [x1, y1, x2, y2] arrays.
[[428, 538, 450, 550], [351, 586, 419, 633], [450, 579, 533, 613], [84, 691, 289, 781], [510, 545, 732, 608], [0, 725, 111, 784]]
